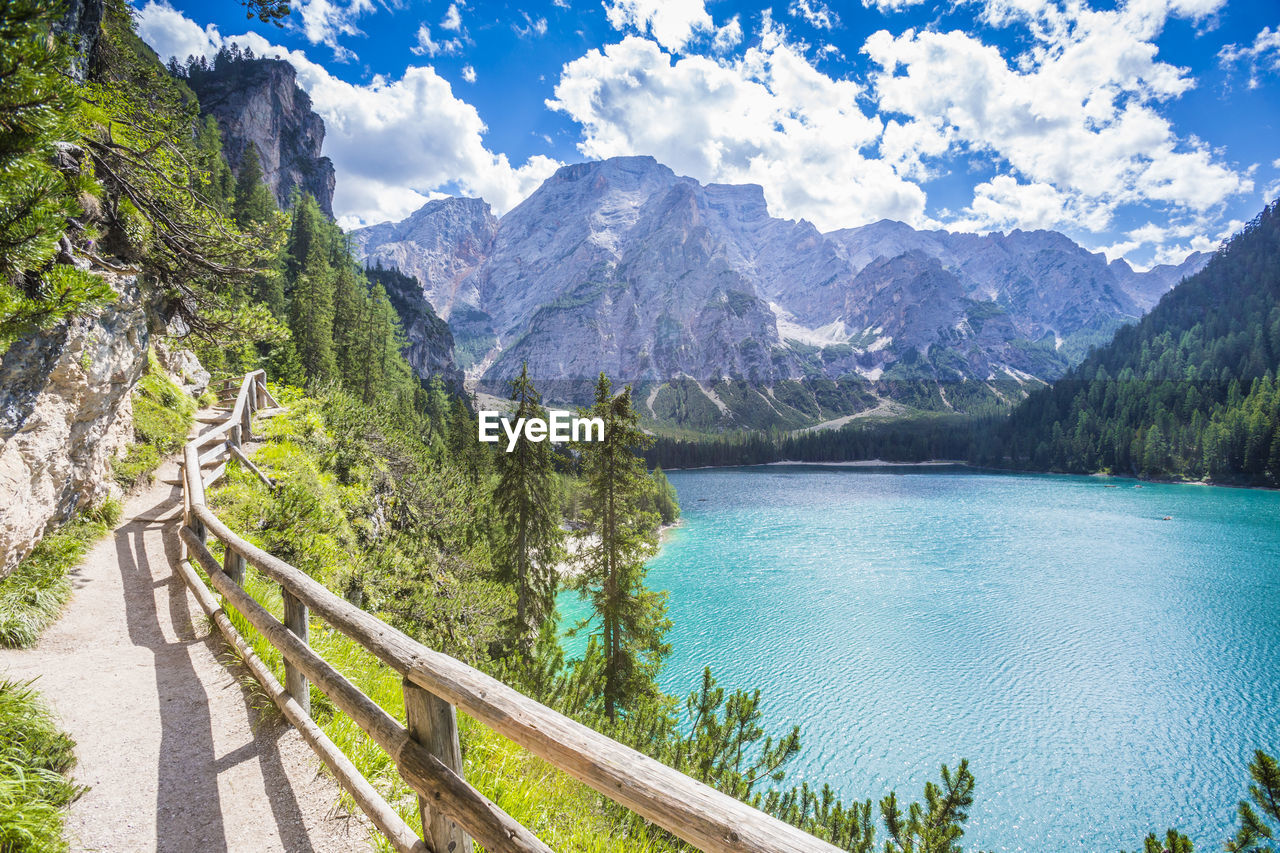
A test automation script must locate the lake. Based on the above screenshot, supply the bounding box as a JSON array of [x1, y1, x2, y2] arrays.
[[558, 465, 1280, 851]]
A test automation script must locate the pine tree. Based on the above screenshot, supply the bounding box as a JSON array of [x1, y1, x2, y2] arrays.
[[1227, 750, 1280, 853], [492, 364, 565, 653], [232, 143, 275, 228], [573, 373, 671, 720], [0, 0, 112, 350], [289, 245, 337, 383], [194, 114, 234, 213]]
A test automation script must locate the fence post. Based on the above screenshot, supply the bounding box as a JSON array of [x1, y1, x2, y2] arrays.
[[224, 544, 246, 587], [403, 679, 473, 853], [282, 589, 310, 716], [241, 394, 253, 444]]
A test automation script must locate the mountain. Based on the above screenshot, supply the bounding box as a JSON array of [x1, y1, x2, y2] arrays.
[[364, 263, 465, 395], [999, 201, 1280, 484], [184, 52, 336, 216], [346, 196, 497, 351], [350, 156, 1208, 430]]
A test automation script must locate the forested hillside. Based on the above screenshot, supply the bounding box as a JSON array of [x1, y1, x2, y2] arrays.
[[0, 2, 986, 850], [1001, 201, 1280, 484], [649, 202, 1280, 487]]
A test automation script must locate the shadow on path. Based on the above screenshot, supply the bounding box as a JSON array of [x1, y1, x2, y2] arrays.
[[113, 481, 318, 852]]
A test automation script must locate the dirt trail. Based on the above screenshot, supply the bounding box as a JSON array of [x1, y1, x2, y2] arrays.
[[0, 440, 370, 852]]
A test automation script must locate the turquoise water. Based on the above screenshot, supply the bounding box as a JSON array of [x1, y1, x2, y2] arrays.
[[557, 465, 1280, 852]]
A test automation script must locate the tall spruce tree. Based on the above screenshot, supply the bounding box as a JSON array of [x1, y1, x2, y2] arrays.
[[232, 143, 275, 228], [193, 114, 234, 213], [573, 373, 671, 720], [492, 364, 564, 652]]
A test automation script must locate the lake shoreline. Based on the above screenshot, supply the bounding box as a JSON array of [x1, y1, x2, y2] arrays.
[[663, 458, 1278, 491]]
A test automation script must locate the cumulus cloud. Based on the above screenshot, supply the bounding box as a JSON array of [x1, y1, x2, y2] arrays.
[[862, 0, 925, 12], [295, 0, 372, 60], [789, 0, 838, 30], [712, 15, 742, 53], [603, 0, 714, 52], [135, 1, 219, 62], [462, 64, 477, 83], [1219, 26, 1280, 89], [412, 23, 461, 57], [134, 3, 559, 228], [862, 0, 1248, 236], [549, 21, 926, 230], [441, 3, 463, 31]]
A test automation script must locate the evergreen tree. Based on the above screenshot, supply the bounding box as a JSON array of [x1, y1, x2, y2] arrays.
[[492, 364, 565, 652], [232, 143, 275, 228], [1227, 750, 1280, 853], [573, 373, 671, 720], [0, 0, 113, 350], [289, 247, 336, 383], [193, 114, 234, 213]]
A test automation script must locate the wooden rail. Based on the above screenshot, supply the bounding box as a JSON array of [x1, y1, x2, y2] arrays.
[[176, 370, 842, 853]]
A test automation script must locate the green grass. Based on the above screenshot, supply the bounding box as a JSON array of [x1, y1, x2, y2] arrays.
[[113, 349, 196, 489], [0, 679, 83, 853], [205, 392, 677, 853], [0, 500, 119, 649]]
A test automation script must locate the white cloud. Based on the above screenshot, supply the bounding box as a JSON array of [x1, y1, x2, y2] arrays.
[[295, 0, 372, 60], [135, 1, 219, 62], [603, 0, 714, 52], [712, 15, 742, 53], [411, 23, 461, 57], [862, 0, 925, 12], [441, 3, 463, 31], [949, 175, 1112, 233], [549, 22, 926, 230], [1219, 26, 1280, 89], [134, 5, 559, 228], [513, 12, 548, 39], [862, 0, 1249, 237], [789, 0, 838, 30], [462, 64, 477, 83]]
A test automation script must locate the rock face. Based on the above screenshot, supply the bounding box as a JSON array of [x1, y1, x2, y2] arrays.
[[185, 55, 336, 216], [364, 264, 465, 394], [0, 273, 149, 578], [351, 156, 1209, 427], [348, 198, 497, 321], [54, 0, 104, 83]]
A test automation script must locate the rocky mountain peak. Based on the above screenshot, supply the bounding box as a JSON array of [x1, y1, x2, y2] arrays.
[[184, 54, 336, 216]]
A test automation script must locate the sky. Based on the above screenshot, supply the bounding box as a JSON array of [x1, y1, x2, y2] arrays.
[[134, 0, 1280, 268]]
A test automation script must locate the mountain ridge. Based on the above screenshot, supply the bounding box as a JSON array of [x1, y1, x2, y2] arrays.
[[350, 156, 1209, 429]]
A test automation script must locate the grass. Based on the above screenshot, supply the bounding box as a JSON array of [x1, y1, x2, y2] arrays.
[[205, 393, 677, 853], [0, 679, 83, 853], [113, 349, 196, 490], [0, 500, 120, 649]]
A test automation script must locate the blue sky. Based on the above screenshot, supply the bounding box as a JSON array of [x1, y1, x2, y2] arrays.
[[136, 0, 1279, 267]]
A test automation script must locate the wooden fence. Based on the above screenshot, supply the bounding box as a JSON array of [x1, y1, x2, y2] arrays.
[[175, 370, 842, 853]]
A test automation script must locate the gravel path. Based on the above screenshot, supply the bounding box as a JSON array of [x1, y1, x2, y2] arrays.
[[0, 448, 372, 852]]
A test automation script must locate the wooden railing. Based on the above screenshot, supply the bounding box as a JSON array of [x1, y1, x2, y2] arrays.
[[175, 370, 842, 853]]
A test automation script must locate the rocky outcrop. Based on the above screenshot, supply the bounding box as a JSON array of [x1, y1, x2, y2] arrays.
[[365, 264, 465, 394], [349, 198, 497, 320], [185, 55, 336, 216], [0, 272, 148, 578], [54, 0, 104, 83]]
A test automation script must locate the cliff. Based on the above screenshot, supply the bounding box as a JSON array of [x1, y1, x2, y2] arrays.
[[184, 54, 336, 216], [0, 272, 148, 577], [365, 264, 465, 394]]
